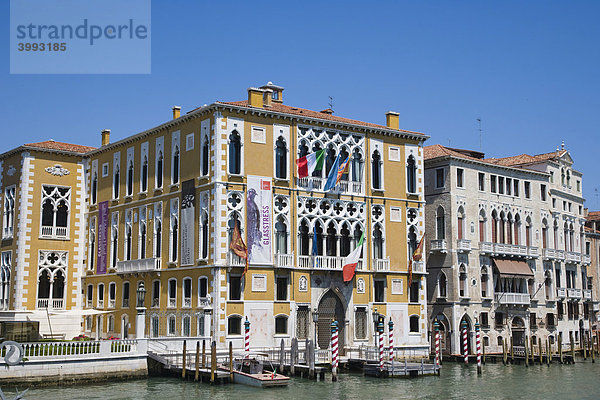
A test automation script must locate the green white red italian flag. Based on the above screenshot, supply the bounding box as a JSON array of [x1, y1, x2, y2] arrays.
[[343, 232, 364, 282], [296, 149, 325, 178]]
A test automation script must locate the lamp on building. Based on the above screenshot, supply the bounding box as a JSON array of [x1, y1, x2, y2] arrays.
[[372, 308, 379, 348], [135, 282, 147, 339], [312, 308, 319, 345]]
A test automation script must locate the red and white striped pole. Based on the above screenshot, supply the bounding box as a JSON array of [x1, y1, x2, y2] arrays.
[[244, 317, 250, 358], [434, 320, 440, 372], [378, 321, 385, 370], [461, 320, 469, 366], [475, 319, 482, 375], [331, 320, 339, 381], [388, 318, 394, 362]]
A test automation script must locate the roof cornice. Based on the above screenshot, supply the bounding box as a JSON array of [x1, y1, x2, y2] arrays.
[[425, 155, 549, 177]]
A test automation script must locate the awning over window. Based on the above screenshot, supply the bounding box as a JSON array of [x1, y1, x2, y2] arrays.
[[492, 259, 533, 277]]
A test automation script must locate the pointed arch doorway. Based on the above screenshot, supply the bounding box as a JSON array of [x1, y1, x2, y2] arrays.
[[317, 290, 345, 355]]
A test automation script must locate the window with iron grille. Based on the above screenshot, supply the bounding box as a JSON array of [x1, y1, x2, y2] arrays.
[[296, 306, 309, 339], [355, 307, 367, 339]]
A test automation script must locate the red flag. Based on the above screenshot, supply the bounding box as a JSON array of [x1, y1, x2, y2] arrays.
[[229, 223, 248, 274], [408, 235, 425, 287]]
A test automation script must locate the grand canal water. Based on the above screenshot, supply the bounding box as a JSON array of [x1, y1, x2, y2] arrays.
[[8, 360, 600, 399]]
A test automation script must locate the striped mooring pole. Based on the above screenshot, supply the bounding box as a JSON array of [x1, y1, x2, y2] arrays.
[[462, 320, 469, 365], [331, 320, 339, 381], [388, 318, 394, 362], [244, 317, 250, 357], [434, 320, 440, 369], [378, 320, 385, 370], [475, 320, 482, 375]]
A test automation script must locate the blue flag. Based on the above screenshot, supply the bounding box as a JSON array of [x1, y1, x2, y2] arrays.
[[323, 154, 341, 191], [312, 226, 320, 268]]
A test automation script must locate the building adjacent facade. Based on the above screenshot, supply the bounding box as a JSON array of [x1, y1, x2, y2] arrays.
[[79, 82, 430, 354], [0, 141, 94, 339], [424, 144, 590, 355], [584, 210, 600, 331]]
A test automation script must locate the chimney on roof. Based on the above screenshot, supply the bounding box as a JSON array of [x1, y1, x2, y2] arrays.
[[262, 89, 273, 107], [259, 81, 284, 104], [561, 141, 565, 150], [320, 108, 334, 115], [101, 129, 111, 146], [247, 87, 265, 108], [172, 106, 181, 119], [385, 111, 400, 130]]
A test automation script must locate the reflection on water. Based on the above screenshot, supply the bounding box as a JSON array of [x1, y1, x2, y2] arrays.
[[6, 361, 600, 400]]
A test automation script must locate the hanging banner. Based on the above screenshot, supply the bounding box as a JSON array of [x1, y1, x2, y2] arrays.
[[96, 200, 109, 274], [180, 179, 195, 266], [247, 176, 272, 264]]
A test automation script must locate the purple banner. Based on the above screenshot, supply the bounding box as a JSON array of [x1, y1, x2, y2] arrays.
[[97, 200, 109, 274]]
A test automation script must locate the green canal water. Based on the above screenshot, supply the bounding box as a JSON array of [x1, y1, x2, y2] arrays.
[[7, 361, 600, 399]]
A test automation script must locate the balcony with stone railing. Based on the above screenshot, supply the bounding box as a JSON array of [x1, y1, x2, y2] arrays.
[[228, 253, 246, 267], [567, 288, 582, 299], [296, 177, 362, 195], [495, 292, 530, 306], [37, 298, 64, 310], [584, 289, 592, 300], [527, 247, 539, 258], [479, 242, 530, 257], [373, 258, 390, 272], [40, 225, 68, 239], [412, 260, 425, 273], [456, 239, 471, 252], [116, 257, 161, 274], [543, 248, 565, 261], [565, 252, 581, 264], [297, 255, 364, 271], [275, 253, 294, 268], [582, 254, 591, 265], [430, 239, 447, 253], [556, 287, 567, 298]]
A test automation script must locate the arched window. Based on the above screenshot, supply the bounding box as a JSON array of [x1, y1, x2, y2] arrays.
[[125, 223, 132, 261], [41, 186, 70, 238], [172, 145, 180, 184], [275, 137, 287, 179], [526, 217, 532, 247], [139, 217, 147, 259], [201, 136, 209, 176], [499, 211, 506, 244], [339, 147, 350, 181], [168, 278, 177, 308], [228, 315, 242, 335], [228, 130, 241, 174], [298, 140, 309, 159], [108, 282, 116, 308], [151, 315, 160, 337], [553, 220, 559, 249], [89, 218, 96, 271], [481, 266, 489, 298], [351, 148, 363, 183], [457, 207, 465, 240], [182, 315, 191, 336], [514, 214, 521, 245], [156, 151, 163, 188], [127, 160, 134, 196], [566, 170, 571, 187], [340, 223, 351, 257], [325, 145, 337, 176], [170, 216, 178, 262], [141, 156, 148, 192], [97, 283, 105, 308], [113, 164, 120, 199], [275, 216, 288, 255], [199, 276, 208, 299], [436, 206, 445, 240], [151, 280, 160, 308], [299, 219, 310, 256], [491, 210, 498, 243], [409, 315, 419, 333], [479, 210, 486, 242], [438, 272, 447, 298], [111, 224, 118, 269], [406, 155, 417, 193], [372, 150, 382, 190], [561, 168, 565, 185], [506, 213, 513, 245], [122, 282, 130, 308], [311, 142, 322, 178], [408, 226, 417, 257], [326, 222, 337, 257], [314, 221, 324, 256], [168, 314, 177, 336], [373, 225, 383, 259], [459, 265, 467, 297], [91, 172, 98, 204], [200, 211, 209, 259], [541, 219, 548, 249], [545, 270, 552, 299], [183, 277, 192, 308]]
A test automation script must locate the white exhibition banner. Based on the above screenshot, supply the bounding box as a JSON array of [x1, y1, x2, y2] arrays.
[[246, 176, 273, 264], [180, 179, 195, 266]]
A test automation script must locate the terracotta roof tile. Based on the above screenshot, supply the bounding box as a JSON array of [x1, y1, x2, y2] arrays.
[[424, 144, 488, 163], [211, 101, 425, 136], [24, 140, 95, 155], [485, 150, 567, 167], [587, 211, 600, 222]]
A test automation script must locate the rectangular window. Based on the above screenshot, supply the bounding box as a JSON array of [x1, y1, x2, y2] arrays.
[[109, 282, 116, 308], [541, 184, 547, 201], [374, 280, 385, 303], [97, 283, 105, 308], [228, 316, 241, 335], [199, 277, 208, 299], [506, 178, 512, 195], [122, 282, 130, 308], [152, 280, 160, 308], [409, 281, 420, 303], [197, 315, 205, 337], [102, 163, 109, 177], [513, 179, 519, 197], [276, 276, 288, 301], [435, 168, 445, 188], [557, 301, 564, 320], [498, 177, 504, 194], [524, 181, 531, 199], [229, 276, 242, 301], [480, 312, 489, 328], [296, 306, 310, 340], [275, 316, 288, 334], [86, 284, 93, 308], [168, 279, 176, 308], [355, 307, 367, 339], [577, 180, 581, 192], [530, 312, 537, 329], [494, 312, 504, 328], [478, 173, 485, 191], [456, 168, 464, 188], [490, 175, 497, 193], [183, 278, 192, 308]]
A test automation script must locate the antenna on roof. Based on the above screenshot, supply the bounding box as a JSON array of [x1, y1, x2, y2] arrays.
[[328, 96, 334, 113], [477, 118, 482, 151]]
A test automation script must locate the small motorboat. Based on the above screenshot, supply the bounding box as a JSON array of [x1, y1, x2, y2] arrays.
[[221, 353, 290, 388]]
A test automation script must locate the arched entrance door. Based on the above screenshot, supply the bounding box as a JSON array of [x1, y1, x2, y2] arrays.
[[317, 290, 345, 354], [459, 315, 472, 354], [512, 317, 525, 346], [431, 315, 451, 355]]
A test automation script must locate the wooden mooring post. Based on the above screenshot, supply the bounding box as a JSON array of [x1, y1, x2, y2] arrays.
[[591, 333, 595, 363], [558, 335, 563, 364], [524, 337, 529, 367], [202, 339, 206, 368], [308, 339, 315, 380], [546, 337, 550, 366], [210, 341, 216, 384], [510, 337, 514, 363], [182, 340, 187, 379], [569, 332, 575, 362], [530, 336, 534, 364], [502, 339, 507, 365], [290, 338, 298, 375], [583, 334, 587, 360], [229, 342, 234, 383], [538, 337, 542, 365], [194, 341, 200, 382], [279, 339, 285, 373]]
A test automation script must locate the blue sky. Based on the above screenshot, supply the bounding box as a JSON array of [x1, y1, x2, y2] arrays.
[[2, 1, 599, 207]]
